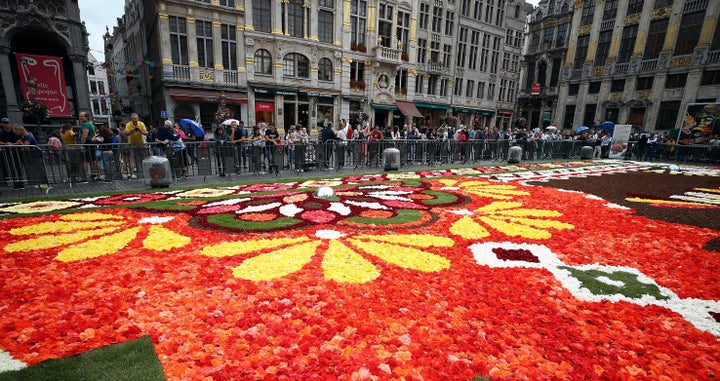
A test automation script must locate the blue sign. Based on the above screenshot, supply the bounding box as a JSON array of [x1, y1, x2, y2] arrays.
[[160, 111, 168, 119]]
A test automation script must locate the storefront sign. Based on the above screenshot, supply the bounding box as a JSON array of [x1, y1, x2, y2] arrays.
[[15, 53, 71, 117], [255, 102, 274, 112], [532, 82, 541, 95], [498, 109, 515, 116]]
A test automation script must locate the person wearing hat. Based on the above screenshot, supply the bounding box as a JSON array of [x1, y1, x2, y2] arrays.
[[0, 117, 24, 189]]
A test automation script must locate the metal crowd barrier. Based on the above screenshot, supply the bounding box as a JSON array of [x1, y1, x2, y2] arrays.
[[2, 139, 718, 194]]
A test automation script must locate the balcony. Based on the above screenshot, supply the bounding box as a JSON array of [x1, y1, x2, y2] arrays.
[[169, 65, 190, 81], [222, 70, 239, 85], [375, 46, 400, 63], [708, 50, 720, 64], [615, 62, 629, 74], [684, 0, 708, 13], [600, 19, 614, 31], [640, 58, 658, 72], [570, 68, 582, 79], [426, 61, 446, 73]]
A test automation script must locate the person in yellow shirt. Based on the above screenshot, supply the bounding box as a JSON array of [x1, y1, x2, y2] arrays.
[[123, 113, 148, 178]]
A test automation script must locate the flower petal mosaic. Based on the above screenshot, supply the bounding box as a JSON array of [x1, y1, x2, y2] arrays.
[[1, 161, 719, 380]]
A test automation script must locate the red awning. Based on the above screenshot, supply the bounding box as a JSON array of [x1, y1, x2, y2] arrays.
[[168, 87, 247, 104], [396, 101, 424, 118], [256, 101, 274, 112]]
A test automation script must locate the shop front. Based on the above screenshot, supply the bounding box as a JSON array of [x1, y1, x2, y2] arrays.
[[454, 106, 495, 129], [251, 87, 338, 133], [415, 102, 449, 130], [167, 87, 247, 129], [497, 109, 515, 130], [371, 104, 397, 128]]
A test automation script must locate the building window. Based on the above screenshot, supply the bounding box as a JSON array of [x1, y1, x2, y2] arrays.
[[515, 30, 523, 48], [581, 0, 595, 25], [487, 83, 495, 99], [396, 69, 408, 94], [588, 81, 601, 94], [377, 3, 393, 47], [477, 81, 485, 99], [430, 41, 441, 64], [432, 5, 443, 33], [219, 0, 234, 6], [480, 33, 490, 72], [563, 105, 576, 130], [283, 53, 309, 78], [568, 83, 579, 95], [466, 80, 475, 97], [594, 31, 612, 66], [611, 79, 625, 92], [495, 0, 505, 27], [454, 77, 462, 96], [468, 30, 480, 70], [196, 20, 214, 68], [419, 3, 430, 30], [701, 70, 720, 85], [628, 0, 644, 14], [542, 26, 554, 50], [350, 61, 364, 82], [397, 11, 411, 53], [443, 44, 452, 67], [675, 12, 704, 56], [485, 0, 494, 23], [574, 35, 589, 69], [417, 38, 427, 64], [583, 103, 597, 127], [491, 36, 501, 74], [350, 0, 367, 46], [318, 57, 333, 82], [712, 17, 720, 50], [550, 58, 561, 87], [498, 78, 507, 101], [415, 74, 424, 93], [617, 25, 638, 63], [253, 1, 271, 32], [665, 73, 687, 88], [456, 28, 467, 68], [530, 29, 540, 53], [221, 24, 237, 70], [602, 0, 618, 21], [644, 19, 668, 59], [169, 16, 188, 65], [657, 101, 680, 131], [636, 76, 654, 90], [556, 23, 568, 48], [440, 77, 449, 97], [318, 0, 334, 43], [445, 10, 455, 36], [284, 0, 306, 37], [654, 0, 673, 9], [526, 61, 535, 89], [254, 49, 272, 75]]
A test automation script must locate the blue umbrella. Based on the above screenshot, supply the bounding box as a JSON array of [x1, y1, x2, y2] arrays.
[[575, 126, 589, 133], [600, 121, 615, 132], [179, 119, 205, 138]]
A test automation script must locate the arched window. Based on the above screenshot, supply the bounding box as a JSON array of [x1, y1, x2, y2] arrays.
[[283, 53, 309, 78], [561, 2, 569, 13], [254, 49, 272, 75], [548, 1, 555, 15], [318, 57, 333, 82]]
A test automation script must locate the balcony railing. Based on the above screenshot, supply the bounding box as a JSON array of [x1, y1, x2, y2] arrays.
[[222, 70, 239, 85], [426, 62, 445, 73], [600, 19, 614, 31], [571, 68, 582, 79], [376, 46, 400, 61], [615, 62, 629, 74], [172, 65, 190, 81], [684, 0, 708, 13], [640, 58, 658, 72], [707, 50, 720, 64]]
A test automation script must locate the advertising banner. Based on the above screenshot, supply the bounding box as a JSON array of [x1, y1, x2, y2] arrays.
[[15, 53, 71, 117], [678, 103, 720, 145], [609, 124, 632, 159]]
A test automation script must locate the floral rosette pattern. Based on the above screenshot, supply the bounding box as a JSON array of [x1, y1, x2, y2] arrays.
[[0, 174, 719, 381]]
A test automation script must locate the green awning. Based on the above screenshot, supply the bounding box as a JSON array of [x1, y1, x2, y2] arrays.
[[454, 106, 495, 116], [415, 102, 449, 110], [372, 104, 397, 111]]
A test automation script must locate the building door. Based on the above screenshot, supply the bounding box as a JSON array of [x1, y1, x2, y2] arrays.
[[629, 107, 645, 127]]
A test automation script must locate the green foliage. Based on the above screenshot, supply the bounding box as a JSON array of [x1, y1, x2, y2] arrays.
[[345, 209, 422, 225], [207, 214, 301, 230], [0, 336, 165, 381]]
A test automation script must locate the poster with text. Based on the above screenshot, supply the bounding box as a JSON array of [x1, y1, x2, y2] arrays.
[[609, 124, 632, 159], [15, 53, 71, 117]]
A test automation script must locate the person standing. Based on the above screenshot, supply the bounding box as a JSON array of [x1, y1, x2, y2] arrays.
[[264, 123, 281, 173], [79, 111, 101, 180], [124, 113, 148, 178], [228, 120, 247, 172], [0, 118, 23, 189]]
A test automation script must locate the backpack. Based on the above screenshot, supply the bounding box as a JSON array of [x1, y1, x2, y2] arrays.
[[347, 127, 353, 139], [48, 136, 62, 151]]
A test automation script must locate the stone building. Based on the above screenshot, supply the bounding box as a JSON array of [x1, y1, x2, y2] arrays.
[[0, 1, 91, 138], [106, 0, 531, 133]]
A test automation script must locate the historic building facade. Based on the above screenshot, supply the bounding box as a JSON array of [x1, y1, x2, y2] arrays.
[[522, 0, 720, 133], [107, 0, 531, 133], [0, 1, 91, 137]]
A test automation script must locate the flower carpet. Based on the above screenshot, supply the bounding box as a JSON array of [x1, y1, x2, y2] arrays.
[[0, 161, 719, 380]]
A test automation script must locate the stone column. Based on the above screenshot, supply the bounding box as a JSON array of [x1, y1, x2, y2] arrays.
[[186, 9, 199, 82], [0, 48, 21, 121], [659, 1, 686, 56], [275, 0, 285, 35], [307, 2, 317, 41], [605, 1, 629, 64], [563, 0, 585, 74], [630, 1, 654, 60]]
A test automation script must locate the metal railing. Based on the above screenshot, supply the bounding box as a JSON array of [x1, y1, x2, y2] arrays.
[[640, 58, 658, 71], [2, 139, 717, 195]]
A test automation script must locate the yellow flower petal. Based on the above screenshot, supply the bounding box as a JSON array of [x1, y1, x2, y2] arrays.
[[56, 227, 141, 262], [60, 213, 125, 221], [504, 217, 574, 230], [449, 216, 490, 239], [143, 225, 191, 251], [231, 241, 321, 281], [353, 234, 454, 248], [348, 239, 450, 272], [201, 237, 309, 258], [4, 226, 122, 253], [480, 216, 552, 240], [322, 241, 380, 283], [9, 220, 125, 236], [474, 201, 523, 213]]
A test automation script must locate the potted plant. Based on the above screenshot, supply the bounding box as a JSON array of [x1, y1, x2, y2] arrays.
[[20, 101, 49, 123]]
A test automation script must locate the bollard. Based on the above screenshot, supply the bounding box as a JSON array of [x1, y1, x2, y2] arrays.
[[508, 146, 522, 163], [580, 146, 594, 160], [142, 156, 171, 188], [383, 148, 400, 170]]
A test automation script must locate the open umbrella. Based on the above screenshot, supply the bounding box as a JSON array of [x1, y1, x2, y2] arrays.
[[600, 121, 614, 132], [545, 125, 557, 131], [221, 119, 240, 126], [179, 119, 205, 138], [575, 126, 589, 134]]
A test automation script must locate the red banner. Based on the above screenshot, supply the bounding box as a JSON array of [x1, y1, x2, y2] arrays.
[[255, 101, 274, 112], [15, 53, 71, 117], [531, 82, 541, 95]]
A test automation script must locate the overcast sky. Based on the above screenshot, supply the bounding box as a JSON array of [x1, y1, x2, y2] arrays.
[[78, 0, 541, 58]]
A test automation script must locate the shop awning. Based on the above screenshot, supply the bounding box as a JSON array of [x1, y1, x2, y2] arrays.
[[372, 104, 397, 111], [415, 102, 449, 110], [396, 101, 424, 117], [168, 87, 247, 104], [454, 106, 495, 116]]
